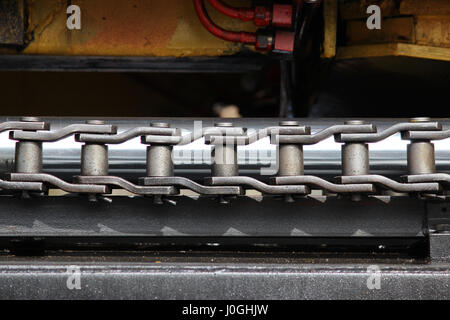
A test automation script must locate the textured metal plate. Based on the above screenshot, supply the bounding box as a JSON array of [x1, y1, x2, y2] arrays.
[[0, 196, 425, 237], [0, 259, 448, 299]]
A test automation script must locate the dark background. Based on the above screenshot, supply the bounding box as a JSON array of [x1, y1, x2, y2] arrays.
[[0, 56, 449, 118]]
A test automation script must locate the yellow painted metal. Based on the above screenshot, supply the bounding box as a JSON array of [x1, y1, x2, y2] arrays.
[[322, 0, 337, 58], [337, 43, 450, 62], [22, 0, 258, 57], [334, 0, 450, 62]]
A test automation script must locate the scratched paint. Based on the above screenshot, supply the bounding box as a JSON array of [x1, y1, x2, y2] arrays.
[[23, 0, 258, 56]]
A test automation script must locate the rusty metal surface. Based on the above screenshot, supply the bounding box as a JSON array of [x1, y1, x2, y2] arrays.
[[19, 0, 257, 57], [0, 0, 24, 45]]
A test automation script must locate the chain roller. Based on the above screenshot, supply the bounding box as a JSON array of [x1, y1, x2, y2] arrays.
[[1, 117, 449, 202]]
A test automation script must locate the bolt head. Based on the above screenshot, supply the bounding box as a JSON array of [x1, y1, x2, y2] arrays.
[[20, 116, 41, 122], [345, 120, 365, 125], [86, 120, 105, 125], [410, 117, 431, 123], [215, 122, 234, 128], [279, 120, 299, 126], [151, 122, 170, 128]]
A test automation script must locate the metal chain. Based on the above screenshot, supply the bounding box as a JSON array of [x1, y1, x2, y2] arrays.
[[1, 117, 449, 203]]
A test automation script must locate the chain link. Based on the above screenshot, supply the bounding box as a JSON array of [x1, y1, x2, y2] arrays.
[[1, 117, 448, 202]]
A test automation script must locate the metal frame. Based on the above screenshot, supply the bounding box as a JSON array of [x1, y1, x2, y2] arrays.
[[0, 259, 448, 299], [0, 55, 268, 73], [0, 196, 426, 237]]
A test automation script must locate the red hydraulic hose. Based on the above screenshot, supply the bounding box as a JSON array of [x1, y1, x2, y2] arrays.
[[208, 0, 294, 28], [207, 0, 255, 22], [193, 0, 257, 45]]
